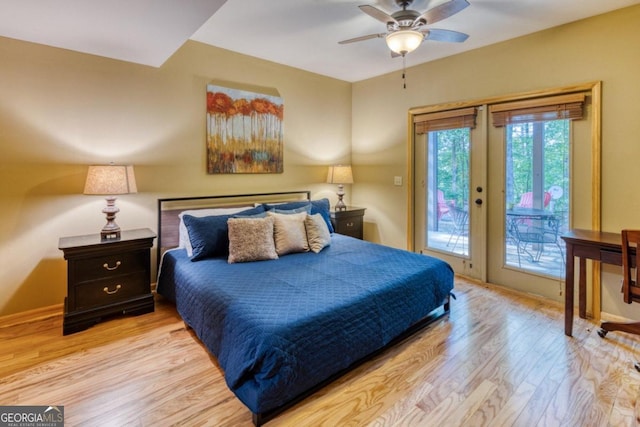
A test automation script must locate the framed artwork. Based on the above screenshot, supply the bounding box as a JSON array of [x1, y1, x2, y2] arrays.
[[206, 85, 284, 174]]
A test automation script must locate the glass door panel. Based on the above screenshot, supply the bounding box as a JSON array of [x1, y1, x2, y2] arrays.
[[504, 120, 570, 278], [426, 128, 470, 257]]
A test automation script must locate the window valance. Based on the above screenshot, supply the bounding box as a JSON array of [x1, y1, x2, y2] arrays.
[[490, 93, 585, 127], [414, 107, 477, 134]]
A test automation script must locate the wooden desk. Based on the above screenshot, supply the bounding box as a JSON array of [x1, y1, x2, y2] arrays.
[[561, 229, 627, 337]]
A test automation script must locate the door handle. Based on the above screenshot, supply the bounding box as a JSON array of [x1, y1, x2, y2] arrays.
[[475, 198, 483, 206]]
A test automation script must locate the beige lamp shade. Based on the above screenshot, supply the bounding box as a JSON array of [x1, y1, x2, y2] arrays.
[[84, 165, 137, 195], [326, 165, 354, 185]]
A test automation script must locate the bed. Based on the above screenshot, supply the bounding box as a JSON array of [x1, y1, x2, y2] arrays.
[[156, 191, 454, 425]]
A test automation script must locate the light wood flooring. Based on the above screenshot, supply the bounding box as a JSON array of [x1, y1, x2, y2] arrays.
[[2, 277, 640, 426]]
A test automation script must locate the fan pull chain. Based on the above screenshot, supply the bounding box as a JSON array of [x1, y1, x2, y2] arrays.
[[402, 55, 407, 89]]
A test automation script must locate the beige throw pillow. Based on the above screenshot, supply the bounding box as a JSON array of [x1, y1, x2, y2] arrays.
[[305, 213, 331, 253], [227, 217, 278, 263], [267, 211, 310, 255]]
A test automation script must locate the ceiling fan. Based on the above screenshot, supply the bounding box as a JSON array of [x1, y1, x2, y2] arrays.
[[339, 0, 470, 56]]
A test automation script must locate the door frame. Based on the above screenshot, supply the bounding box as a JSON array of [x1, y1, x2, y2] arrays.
[[406, 81, 602, 316]]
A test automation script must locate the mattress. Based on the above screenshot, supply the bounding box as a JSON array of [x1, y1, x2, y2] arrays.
[[157, 234, 453, 415]]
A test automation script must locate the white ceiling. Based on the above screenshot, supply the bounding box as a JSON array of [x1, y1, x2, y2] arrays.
[[0, 0, 639, 82], [0, 0, 228, 67]]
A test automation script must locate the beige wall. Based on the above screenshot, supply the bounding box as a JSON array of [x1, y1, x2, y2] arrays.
[[0, 38, 352, 315], [3, 5, 640, 318], [352, 5, 640, 315]]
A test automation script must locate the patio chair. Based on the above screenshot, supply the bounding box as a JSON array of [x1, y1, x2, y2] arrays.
[[437, 190, 451, 220], [508, 215, 564, 267], [516, 191, 551, 208], [446, 205, 468, 251]]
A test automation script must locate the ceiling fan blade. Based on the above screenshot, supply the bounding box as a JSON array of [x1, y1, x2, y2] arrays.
[[424, 28, 469, 43], [419, 0, 470, 25], [359, 5, 398, 25], [338, 33, 386, 44]]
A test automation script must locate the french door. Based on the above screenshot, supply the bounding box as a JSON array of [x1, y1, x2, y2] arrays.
[[502, 120, 570, 279], [481, 119, 571, 300], [413, 107, 486, 280], [411, 84, 599, 303]]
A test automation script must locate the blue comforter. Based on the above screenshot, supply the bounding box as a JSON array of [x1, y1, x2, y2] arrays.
[[157, 234, 453, 415]]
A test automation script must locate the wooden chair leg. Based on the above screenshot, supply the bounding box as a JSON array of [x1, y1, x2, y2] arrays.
[[598, 321, 640, 338]]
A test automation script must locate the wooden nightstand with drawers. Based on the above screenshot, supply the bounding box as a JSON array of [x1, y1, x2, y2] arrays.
[[58, 228, 156, 335], [330, 207, 366, 240]]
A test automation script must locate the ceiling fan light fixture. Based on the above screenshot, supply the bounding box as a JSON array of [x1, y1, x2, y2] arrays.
[[385, 30, 424, 55]]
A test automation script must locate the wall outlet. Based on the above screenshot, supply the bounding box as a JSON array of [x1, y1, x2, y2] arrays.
[[394, 176, 403, 186]]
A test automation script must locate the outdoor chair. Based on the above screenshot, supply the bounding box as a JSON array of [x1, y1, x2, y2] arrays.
[[446, 205, 468, 251], [516, 191, 551, 208], [508, 215, 564, 267], [437, 190, 451, 220]]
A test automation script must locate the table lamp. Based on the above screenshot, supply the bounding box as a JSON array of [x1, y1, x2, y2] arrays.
[[84, 164, 137, 240], [326, 165, 353, 210]]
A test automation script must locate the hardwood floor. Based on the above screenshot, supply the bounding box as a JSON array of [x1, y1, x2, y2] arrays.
[[2, 277, 640, 426]]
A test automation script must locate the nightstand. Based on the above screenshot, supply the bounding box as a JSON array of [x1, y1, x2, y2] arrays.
[[330, 207, 366, 239], [58, 228, 156, 335]]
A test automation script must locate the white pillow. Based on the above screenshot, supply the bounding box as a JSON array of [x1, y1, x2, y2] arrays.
[[267, 211, 310, 255], [305, 213, 331, 253], [178, 207, 250, 256]]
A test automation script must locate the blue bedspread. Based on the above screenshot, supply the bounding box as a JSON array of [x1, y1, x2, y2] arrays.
[[157, 234, 453, 415]]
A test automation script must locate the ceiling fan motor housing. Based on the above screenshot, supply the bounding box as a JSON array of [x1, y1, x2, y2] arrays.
[[391, 9, 421, 28]]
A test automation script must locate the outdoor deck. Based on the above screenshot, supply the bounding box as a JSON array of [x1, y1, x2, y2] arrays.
[[428, 217, 566, 278]]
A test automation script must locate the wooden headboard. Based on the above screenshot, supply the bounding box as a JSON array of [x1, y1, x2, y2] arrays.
[[157, 191, 311, 265]]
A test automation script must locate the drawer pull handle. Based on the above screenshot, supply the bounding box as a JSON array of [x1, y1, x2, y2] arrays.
[[103, 284, 122, 295], [103, 261, 121, 271], [346, 222, 354, 227]]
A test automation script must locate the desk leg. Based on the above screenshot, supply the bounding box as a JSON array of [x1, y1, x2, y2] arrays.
[[565, 244, 575, 336], [579, 257, 587, 319]]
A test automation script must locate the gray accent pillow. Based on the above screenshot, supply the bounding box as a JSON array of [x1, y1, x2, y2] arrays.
[[305, 213, 331, 253], [267, 211, 310, 255], [227, 217, 278, 263]]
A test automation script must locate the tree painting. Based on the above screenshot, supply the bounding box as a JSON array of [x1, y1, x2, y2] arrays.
[[206, 85, 284, 174]]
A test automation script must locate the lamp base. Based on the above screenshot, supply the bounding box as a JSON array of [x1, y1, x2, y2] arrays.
[[335, 185, 347, 211], [335, 197, 347, 211], [101, 229, 121, 241], [101, 196, 121, 241]]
